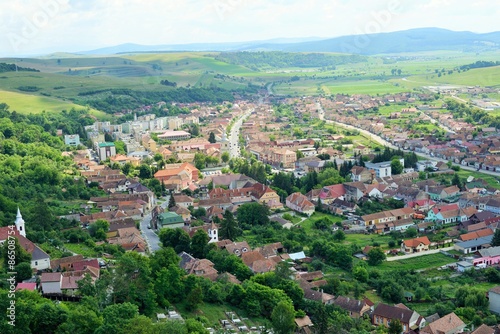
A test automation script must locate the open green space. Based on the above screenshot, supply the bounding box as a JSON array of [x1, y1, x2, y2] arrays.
[[0, 89, 108, 118], [174, 301, 268, 329], [377, 253, 456, 271], [397, 65, 500, 88], [63, 242, 100, 257]]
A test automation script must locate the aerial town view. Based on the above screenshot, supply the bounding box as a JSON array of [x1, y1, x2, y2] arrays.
[[1, 1, 500, 333]]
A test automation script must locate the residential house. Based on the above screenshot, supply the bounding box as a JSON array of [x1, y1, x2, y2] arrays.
[[157, 212, 185, 229], [223, 241, 251, 256], [361, 207, 415, 227], [241, 250, 277, 273], [454, 235, 493, 254], [420, 312, 465, 334], [153, 162, 199, 190], [286, 192, 315, 216], [489, 286, 500, 314], [317, 184, 346, 204], [343, 182, 366, 202], [169, 205, 191, 223], [372, 303, 423, 333], [250, 183, 282, 208], [456, 261, 474, 273], [426, 204, 465, 224], [173, 195, 194, 209], [395, 187, 429, 204], [183, 259, 218, 281], [459, 229, 494, 242], [331, 296, 372, 318], [485, 198, 500, 214], [472, 246, 500, 268], [401, 236, 431, 254], [407, 199, 436, 213], [471, 324, 495, 334], [41, 272, 62, 295], [353, 144, 371, 155], [295, 316, 314, 334], [350, 166, 374, 183]]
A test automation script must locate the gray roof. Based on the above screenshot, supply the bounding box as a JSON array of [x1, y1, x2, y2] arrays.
[[456, 261, 474, 267], [32, 245, 50, 261], [479, 246, 500, 257], [454, 235, 493, 250]]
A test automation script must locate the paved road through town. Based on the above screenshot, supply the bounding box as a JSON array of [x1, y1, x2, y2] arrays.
[[229, 108, 253, 159], [139, 195, 170, 253]]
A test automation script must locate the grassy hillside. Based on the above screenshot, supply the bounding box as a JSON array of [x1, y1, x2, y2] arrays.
[[0, 89, 108, 118], [1, 50, 499, 109], [399, 65, 500, 87]]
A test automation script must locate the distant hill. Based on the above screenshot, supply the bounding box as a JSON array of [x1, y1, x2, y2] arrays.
[[77, 28, 500, 56], [78, 37, 325, 55], [266, 28, 500, 54]]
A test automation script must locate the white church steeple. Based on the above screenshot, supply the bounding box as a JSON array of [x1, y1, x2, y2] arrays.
[[15, 207, 26, 237]]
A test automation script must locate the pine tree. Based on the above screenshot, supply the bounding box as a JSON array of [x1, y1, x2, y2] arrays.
[[219, 210, 241, 241], [208, 132, 216, 143], [168, 193, 176, 208], [492, 229, 500, 247]]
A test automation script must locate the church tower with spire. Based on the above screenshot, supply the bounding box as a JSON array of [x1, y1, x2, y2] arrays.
[[207, 220, 218, 243], [15, 208, 26, 237]]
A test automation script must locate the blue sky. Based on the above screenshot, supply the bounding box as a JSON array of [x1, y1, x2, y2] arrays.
[[0, 0, 498, 56]]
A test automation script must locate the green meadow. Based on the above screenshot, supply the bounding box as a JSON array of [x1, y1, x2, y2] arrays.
[[1, 50, 499, 117]]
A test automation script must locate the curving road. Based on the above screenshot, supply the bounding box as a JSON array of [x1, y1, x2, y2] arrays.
[[325, 118, 500, 179]]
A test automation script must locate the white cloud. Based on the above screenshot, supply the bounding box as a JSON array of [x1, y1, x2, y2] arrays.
[[0, 0, 497, 56]]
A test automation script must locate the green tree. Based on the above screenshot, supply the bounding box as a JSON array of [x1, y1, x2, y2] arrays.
[[139, 164, 152, 179], [452, 174, 463, 190], [367, 247, 386, 266], [186, 285, 203, 311], [492, 228, 500, 247], [191, 229, 209, 259], [237, 202, 270, 228], [168, 193, 176, 208], [155, 265, 185, 306], [2, 237, 31, 266], [14, 262, 33, 282], [219, 209, 241, 241], [391, 158, 403, 175], [185, 318, 209, 334], [208, 132, 216, 143], [388, 318, 403, 334], [32, 302, 68, 334], [333, 229, 346, 242], [271, 301, 296, 334], [158, 228, 191, 253], [221, 151, 230, 163], [111, 253, 157, 316], [88, 219, 109, 241], [150, 247, 180, 276], [352, 265, 368, 283], [95, 302, 139, 334]]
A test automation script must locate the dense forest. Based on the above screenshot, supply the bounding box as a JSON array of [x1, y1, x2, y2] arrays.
[[0, 103, 104, 240], [215, 51, 368, 70], [459, 60, 500, 71], [446, 99, 500, 129], [0, 63, 39, 73], [76, 87, 246, 114]]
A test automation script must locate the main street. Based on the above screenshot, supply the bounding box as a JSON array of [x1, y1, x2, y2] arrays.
[[138, 195, 170, 253], [228, 108, 253, 159]]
